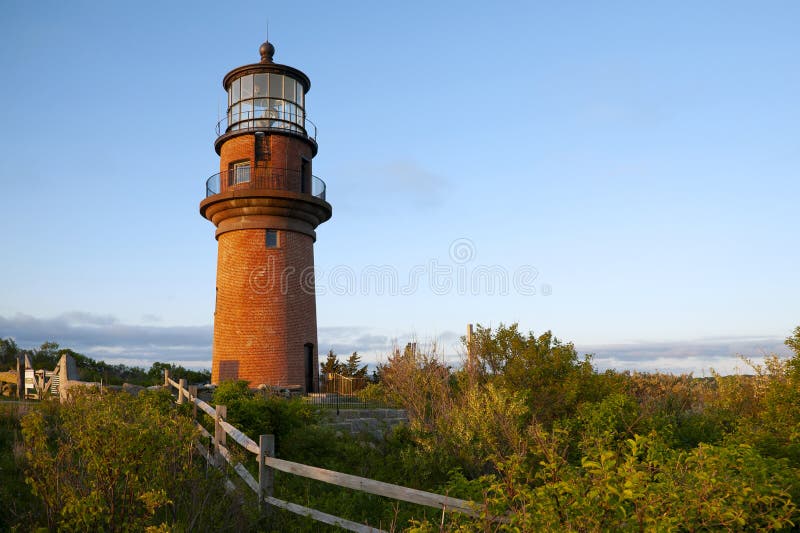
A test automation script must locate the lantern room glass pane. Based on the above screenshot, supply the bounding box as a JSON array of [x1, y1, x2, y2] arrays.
[[254, 98, 267, 118], [254, 73, 267, 97], [270, 99, 283, 127], [231, 78, 240, 103], [269, 74, 283, 98], [240, 100, 252, 120], [240, 75, 253, 100], [284, 78, 295, 102], [220, 72, 308, 135]]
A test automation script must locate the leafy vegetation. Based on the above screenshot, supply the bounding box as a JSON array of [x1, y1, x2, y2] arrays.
[[388, 324, 800, 531], [0, 402, 37, 531], [3, 325, 800, 531], [212, 380, 319, 449], [18, 389, 247, 531]]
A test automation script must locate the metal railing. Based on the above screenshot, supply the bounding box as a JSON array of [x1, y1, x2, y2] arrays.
[[322, 373, 369, 394], [216, 107, 317, 142], [305, 374, 379, 410], [205, 167, 326, 201]]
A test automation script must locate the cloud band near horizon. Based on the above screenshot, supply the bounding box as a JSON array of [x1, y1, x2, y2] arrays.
[[0, 312, 791, 375]]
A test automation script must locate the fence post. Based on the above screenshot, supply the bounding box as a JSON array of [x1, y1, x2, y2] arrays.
[[164, 368, 170, 387], [214, 405, 227, 465], [259, 434, 275, 515], [188, 385, 198, 419], [178, 378, 187, 404]]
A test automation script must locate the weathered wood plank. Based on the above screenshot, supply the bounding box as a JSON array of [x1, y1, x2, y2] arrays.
[[219, 419, 260, 455], [193, 396, 216, 417], [195, 421, 211, 439], [193, 396, 216, 418], [216, 443, 260, 494], [194, 441, 210, 460], [167, 378, 180, 389], [264, 457, 478, 517], [234, 463, 259, 493], [264, 496, 385, 533]]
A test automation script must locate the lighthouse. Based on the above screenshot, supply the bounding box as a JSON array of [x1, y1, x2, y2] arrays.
[[200, 41, 331, 392]]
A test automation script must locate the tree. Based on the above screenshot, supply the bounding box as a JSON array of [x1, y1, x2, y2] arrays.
[[30, 342, 59, 370], [146, 361, 210, 386], [320, 350, 342, 375], [469, 323, 604, 423], [785, 326, 800, 379], [343, 352, 367, 378], [0, 338, 19, 371]]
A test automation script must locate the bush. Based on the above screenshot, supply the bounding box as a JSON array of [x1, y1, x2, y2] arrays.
[[211, 380, 318, 450], [0, 403, 37, 531], [21, 388, 247, 532]]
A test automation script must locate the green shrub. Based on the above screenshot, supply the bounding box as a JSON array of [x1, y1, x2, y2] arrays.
[[212, 380, 318, 450], [21, 388, 247, 532], [0, 403, 38, 531]]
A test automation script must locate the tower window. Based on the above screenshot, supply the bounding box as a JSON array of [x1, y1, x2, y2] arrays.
[[232, 161, 250, 185], [266, 230, 279, 248]]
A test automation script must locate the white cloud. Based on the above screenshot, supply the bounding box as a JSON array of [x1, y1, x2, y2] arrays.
[[0, 312, 791, 375], [0, 312, 212, 368], [580, 336, 791, 375]]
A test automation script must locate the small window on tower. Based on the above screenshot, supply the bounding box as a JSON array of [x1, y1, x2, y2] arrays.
[[266, 230, 279, 248], [232, 161, 250, 185]]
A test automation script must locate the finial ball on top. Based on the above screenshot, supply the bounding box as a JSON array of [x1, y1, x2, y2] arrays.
[[259, 41, 275, 63]]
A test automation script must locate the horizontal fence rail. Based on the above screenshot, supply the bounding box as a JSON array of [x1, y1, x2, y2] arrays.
[[163, 371, 498, 531], [264, 457, 477, 517]]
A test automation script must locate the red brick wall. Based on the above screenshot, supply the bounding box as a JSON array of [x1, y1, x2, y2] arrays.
[[211, 227, 319, 390], [219, 134, 313, 194]]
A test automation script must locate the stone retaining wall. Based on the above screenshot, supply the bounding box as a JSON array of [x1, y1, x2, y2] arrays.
[[320, 408, 408, 440]]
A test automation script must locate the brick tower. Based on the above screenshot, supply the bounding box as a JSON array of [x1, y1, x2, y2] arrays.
[[200, 41, 331, 391]]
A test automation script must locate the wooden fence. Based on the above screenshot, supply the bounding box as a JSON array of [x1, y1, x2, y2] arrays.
[[164, 371, 489, 532]]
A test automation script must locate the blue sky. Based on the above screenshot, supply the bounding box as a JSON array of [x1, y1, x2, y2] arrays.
[[0, 1, 797, 373]]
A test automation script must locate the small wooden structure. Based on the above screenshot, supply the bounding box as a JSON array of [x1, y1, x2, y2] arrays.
[[13, 353, 85, 400]]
